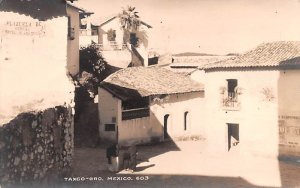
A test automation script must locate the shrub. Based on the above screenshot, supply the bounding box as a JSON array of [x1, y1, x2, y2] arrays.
[[70, 43, 107, 98]]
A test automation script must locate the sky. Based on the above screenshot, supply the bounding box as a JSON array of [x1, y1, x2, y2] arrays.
[[75, 0, 300, 55]]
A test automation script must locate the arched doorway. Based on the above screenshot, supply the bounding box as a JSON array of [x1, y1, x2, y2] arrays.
[[184, 111, 189, 131], [164, 114, 170, 140]]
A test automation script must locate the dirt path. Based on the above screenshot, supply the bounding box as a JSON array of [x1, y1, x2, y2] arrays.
[[68, 141, 300, 188]]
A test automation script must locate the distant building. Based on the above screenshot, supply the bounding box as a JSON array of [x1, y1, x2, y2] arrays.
[[96, 15, 152, 69], [98, 67, 205, 145], [66, 3, 93, 75], [202, 41, 300, 158], [78, 10, 97, 47]]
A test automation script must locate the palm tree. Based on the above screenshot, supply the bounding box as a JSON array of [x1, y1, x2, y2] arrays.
[[118, 6, 140, 31]]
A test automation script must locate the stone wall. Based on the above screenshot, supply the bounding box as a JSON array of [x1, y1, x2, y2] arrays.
[[0, 106, 73, 185]]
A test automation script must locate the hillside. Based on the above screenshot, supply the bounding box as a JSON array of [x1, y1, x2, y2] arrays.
[[173, 52, 217, 57]]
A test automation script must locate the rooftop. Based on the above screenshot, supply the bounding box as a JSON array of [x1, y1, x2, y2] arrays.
[[172, 55, 233, 69], [203, 41, 300, 70], [97, 15, 152, 28], [100, 67, 204, 100], [0, 0, 66, 21]]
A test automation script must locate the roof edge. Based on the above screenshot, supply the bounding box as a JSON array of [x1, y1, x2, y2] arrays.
[[204, 64, 300, 72], [100, 81, 204, 99], [99, 16, 152, 28]]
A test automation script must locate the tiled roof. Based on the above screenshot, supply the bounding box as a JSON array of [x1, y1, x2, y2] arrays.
[[172, 55, 233, 69], [203, 41, 300, 70], [100, 67, 204, 100], [0, 0, 66, 21]]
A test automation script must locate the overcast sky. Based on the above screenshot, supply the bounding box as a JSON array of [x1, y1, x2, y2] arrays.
[[75, 0, 300, 55]]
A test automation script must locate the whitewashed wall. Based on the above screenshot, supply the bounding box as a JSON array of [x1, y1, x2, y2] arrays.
[[119, 117, 152, 144], [277, 69, 300, 156], [150, 92, 205, 139], [0, 12, 74, 125], [98, 88, 120, 142], [98, 87, 205, 144], [204, 69, 300, 157]]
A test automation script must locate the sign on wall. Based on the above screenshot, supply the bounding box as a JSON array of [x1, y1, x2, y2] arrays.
[[1, 21, 46, 37], [279, 115, 300, 150]]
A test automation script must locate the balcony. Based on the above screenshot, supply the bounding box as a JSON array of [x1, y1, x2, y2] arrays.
[[122, 107, 150, 120], [222, 92, 240, 110], [95, 41, 127, 51]]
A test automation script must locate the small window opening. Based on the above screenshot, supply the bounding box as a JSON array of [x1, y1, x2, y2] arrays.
[[184, 111, 189, 131], [227, 79, 238, 97], [105, 124, 115, 131], [130, 33, 138, 46], [107, 29, 116, 41]]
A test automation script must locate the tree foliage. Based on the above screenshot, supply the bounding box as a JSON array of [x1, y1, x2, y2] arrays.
[[118, 6, 141, 31], [70, 43, 107, 98]]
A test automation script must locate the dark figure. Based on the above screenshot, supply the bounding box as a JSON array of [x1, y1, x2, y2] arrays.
[[123, 151, 131, 170], [106, 144, 118, 164], [122, 145, 137, 172], [128, 145, 137, 171]]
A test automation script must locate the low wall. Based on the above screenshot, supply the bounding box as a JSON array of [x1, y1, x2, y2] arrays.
[[0, 106, 73, 185]]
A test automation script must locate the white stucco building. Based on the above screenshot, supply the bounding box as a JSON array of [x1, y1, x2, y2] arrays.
[[98, 67, 205, 145], [202, 41, 300, 158], [0, 0, 78, 125], [66, 3, 93, 76], [78, 10, 98, 47], [96, 15, 152, 69]]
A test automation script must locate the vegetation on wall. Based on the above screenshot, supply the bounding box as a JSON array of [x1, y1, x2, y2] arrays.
[[70, 43, 107, 98]]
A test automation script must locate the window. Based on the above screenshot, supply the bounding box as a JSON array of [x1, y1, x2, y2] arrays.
[[227, 79, 238, 98], [105, 124, 115, 131], [164, 114, 170, 139], [130, 33, 138, 46], [107, 29, 116, 41], [222, 79, 239, 108], [122, 97, 149, 110], [184, 111, 189, 131], [80, 24, 87, 30], [91, 24, 99, 36], [121, 97, 150, 120], [91, 28, 98, 36], [67, 16, 75, 40]]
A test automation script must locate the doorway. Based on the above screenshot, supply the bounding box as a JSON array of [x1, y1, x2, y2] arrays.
[[184, 111, 189, 131], [130, 33, 138, 46], [227, 123, 239, 151], [164, 114, 170, 140]]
